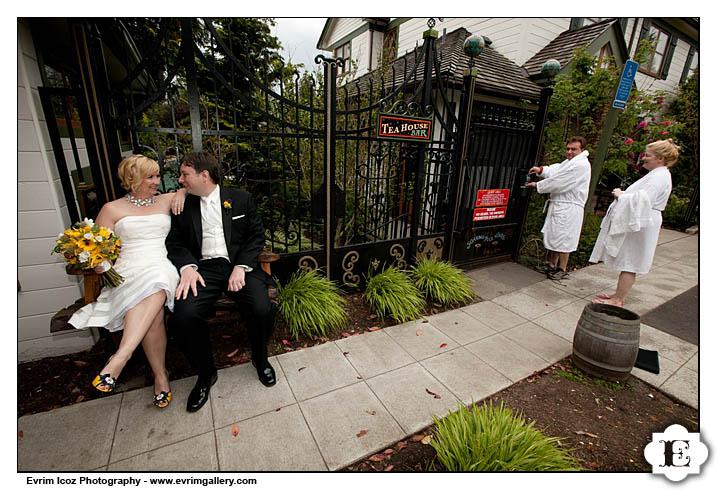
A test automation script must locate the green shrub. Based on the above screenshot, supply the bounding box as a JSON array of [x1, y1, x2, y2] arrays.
[[431, 401, 582, 471], [409, 257, 474, 306], [567, 212, 603, 270], [276, 269, 347, 340], [662, 193, 693, 229], [364, 265, 424, 323]]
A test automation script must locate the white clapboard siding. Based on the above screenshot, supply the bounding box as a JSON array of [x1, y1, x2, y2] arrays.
[[17, 19, 91, 362]]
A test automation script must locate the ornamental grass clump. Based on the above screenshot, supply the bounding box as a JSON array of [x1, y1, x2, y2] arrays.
[[276, 269, 347, 340], [409, 257, 474, 306], [431, 401, 582, 471], [364, 266, 425, 323]]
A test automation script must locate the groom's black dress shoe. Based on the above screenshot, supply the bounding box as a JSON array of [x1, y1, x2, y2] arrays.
[[186, 371, 218, 413], [252, 360, 276, 387]]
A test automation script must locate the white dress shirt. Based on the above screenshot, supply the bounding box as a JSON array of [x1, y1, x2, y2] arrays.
[[180, 185, 252, 274], [200, 185, 230, 261]]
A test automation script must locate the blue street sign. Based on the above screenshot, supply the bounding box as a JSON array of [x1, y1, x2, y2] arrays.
[[612, 60, 639, 110]]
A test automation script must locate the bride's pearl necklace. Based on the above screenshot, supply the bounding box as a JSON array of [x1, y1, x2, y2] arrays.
[[126, 193, 157, 207]]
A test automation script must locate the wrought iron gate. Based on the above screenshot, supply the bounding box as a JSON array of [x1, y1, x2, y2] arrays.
[[451, 101, 541, 269], [96, 18, 466, 287], [43, 18, 551, 286]]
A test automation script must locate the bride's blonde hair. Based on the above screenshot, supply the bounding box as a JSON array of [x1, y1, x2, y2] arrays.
[[117, 155, 160, 193], [645, 139, 681, 167]]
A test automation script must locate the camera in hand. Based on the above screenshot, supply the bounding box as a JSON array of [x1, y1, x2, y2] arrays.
[[521, 172, 540, 189]]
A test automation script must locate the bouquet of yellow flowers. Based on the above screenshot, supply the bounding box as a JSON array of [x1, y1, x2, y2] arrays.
[[53, 218, 124, 288]]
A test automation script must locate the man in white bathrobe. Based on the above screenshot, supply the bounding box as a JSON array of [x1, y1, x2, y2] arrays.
[[526, 136, 591, 280]]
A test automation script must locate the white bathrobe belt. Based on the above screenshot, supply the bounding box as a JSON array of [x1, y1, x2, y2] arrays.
[[543, 199, 585, 213]]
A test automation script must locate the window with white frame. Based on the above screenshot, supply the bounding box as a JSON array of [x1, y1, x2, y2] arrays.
[[334, 42, 351, 77], [597, 43, 615, 69], [687, 51, 698, 78], [639, 24, 671, 77], [382, 27, 398, 65]]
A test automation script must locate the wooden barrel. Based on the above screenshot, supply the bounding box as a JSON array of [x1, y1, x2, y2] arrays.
[[572, 303, 641, 381]]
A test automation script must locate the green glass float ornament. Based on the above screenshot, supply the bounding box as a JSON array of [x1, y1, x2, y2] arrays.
[[463, 35, 485, 58], [541, 59, 561, 78]]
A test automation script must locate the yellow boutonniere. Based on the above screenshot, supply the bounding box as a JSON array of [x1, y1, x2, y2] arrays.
[[223, 200, 232, 210]]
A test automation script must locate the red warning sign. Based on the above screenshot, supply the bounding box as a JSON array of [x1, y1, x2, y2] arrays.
[[475, 189, 510, 208], [473, 206, 507, 222]]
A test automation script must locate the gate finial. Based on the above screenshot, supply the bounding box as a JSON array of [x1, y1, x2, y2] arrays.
[[426, 18, 444, 29]]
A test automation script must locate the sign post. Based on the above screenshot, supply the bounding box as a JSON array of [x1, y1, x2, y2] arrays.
[[586, 59, 638, 218], [611, 60, 639, 110]]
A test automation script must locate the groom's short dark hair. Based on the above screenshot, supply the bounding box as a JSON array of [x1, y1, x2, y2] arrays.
[[182, 152, 220, 184]]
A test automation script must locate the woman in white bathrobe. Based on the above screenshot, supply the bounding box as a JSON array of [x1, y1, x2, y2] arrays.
[[589, 139, 680, 306]]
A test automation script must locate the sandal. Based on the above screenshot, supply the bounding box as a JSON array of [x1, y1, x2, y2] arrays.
[[592, 298, 625, 307], [153, 390, 172, 409], [595, 293, 614, 300], [92, 373, 117, 393]]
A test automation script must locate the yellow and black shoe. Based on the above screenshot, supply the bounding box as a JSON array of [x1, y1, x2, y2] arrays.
[[92, 373, 117, 393], [153, 390, 172, 409]]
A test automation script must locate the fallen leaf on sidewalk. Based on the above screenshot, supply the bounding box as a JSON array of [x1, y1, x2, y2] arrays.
[[368, 454, 387, 462], [343, 352, 350, 356], [439, 343, 447, 348], [366, 410, 376, 415], [226, 349, 239, 358], [18, 430, 23, 438], [298, 367, 306, 372], [368, 327, 380, 331], [232, 424, 239, 437], [575, 431, 600, 439], [356, 430, 368, 438], [341, 332, 351, 337], [411, 434, 425, 442], [276, 408, 281, 412], [383, 449, 394, 455], [416, 329, 423, 336], [422, 320, 429, 323], [425, 388, 441, 399]]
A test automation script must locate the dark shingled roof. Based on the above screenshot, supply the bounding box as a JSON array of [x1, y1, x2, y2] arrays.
[[344, 27, 542, 101], [523, 18, 618, 77]]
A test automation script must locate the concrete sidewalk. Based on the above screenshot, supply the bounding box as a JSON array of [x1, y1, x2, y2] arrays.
[[17, 229, 699, 472]]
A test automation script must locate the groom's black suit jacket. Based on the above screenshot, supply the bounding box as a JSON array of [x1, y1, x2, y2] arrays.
[[165, 186, 273, 285]]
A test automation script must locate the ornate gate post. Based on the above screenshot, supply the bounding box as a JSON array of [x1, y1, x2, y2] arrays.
[[513, 60, 559, 259], [407, 22, 438, 263], [181, 18, 203, 152], [316, 54, 343, 279], [447, 34, 483, 261]]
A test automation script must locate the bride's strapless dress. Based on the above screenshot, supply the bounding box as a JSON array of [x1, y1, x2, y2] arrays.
[[69, 214, 179, 332]]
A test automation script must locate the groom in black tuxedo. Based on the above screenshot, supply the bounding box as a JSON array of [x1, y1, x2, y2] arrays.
[[166, 152, 277, 413]]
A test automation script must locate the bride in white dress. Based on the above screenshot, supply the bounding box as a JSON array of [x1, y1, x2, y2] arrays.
[[69, 155, 185, 408]]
